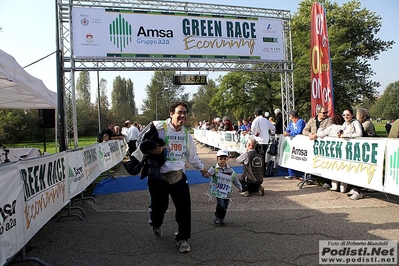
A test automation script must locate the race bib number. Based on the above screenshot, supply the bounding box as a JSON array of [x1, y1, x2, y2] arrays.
[[166, 135, 186, 162], [209, 172, 233, 199]]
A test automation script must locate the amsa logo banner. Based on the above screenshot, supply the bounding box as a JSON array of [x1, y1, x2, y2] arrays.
[[71, 7, 284, 60], [277, 135, 385, 190]]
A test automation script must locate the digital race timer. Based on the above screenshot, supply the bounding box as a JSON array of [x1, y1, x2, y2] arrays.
[[173, 74, 208, 85]]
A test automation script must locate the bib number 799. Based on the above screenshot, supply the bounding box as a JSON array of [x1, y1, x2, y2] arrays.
[[170, 143, 182, 151]]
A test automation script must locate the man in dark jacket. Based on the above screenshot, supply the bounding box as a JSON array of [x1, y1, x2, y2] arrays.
[[236, 138, 264, 197], [274, 108, 284, 134]]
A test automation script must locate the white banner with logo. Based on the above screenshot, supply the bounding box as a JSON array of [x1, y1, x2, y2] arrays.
[[278, 136, 386, 190], [17, 152, 69, 242], [108, 140, 124, 167], [194, 130, 393, 192], [66, 150, 87, 199], [0, 140, 126, 264], [83, 145, 101, 185], [383, 139, 399, 195], [0, 163, 25, 266], [72, 7, 284, 60]]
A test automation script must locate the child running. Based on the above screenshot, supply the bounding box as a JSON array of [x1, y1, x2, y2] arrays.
[[204, 150, 242, 226]]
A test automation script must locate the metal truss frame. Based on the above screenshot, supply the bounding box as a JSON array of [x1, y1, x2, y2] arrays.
[[57, 0, 295, 148]]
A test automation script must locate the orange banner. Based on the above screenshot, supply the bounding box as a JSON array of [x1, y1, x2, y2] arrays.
[[310, 2, 334, 117]]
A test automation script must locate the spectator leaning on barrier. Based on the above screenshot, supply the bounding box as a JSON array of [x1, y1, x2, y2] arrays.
[[388, 119, 399, 138], [302, 105, 332, 140], [337, 108, 363, 139], [221, 116, 234, 131], [337, 108, 364, 200], [356, 108, 377, 137], [316, 114, 347, 192], [316, 114, 344, 138], [301, 106, 333, 188], [283, 110, 306, 180]]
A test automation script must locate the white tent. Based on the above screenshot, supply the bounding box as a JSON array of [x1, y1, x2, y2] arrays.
[[0, 49, 57, 109]]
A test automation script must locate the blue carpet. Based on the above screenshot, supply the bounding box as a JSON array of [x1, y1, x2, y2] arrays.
[[93, 166, 288, 195]]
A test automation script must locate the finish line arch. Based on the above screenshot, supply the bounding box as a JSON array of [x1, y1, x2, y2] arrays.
[[57, 0, 294, 149]]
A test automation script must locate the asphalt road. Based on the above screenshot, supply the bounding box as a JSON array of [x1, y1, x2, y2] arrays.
[[12, 174, 399, 266]]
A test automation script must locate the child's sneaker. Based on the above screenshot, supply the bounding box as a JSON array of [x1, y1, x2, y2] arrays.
[[214, 217, 220, 224], [220, 219, 226, 226]]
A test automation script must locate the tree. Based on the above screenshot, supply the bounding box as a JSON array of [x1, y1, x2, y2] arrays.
[[292, 0, 394, 115], [0, 109, 45, 143], [75, 71, 97, 136], [209, 70, 281, 121], [111, 76, 136, 123], [191, 79, 219, 123], [141, 71, 188, 124], [76, 71, 91, 102], [370, 81, 399, 120], [96, 78, 111, 132]]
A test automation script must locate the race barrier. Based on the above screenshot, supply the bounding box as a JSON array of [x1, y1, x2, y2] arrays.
[[194, 129, 399, 196], [0, 140, 127, 265]]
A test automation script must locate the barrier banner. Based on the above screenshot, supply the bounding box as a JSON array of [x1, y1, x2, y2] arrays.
[[17, 152, 68, 243], [383, 139, 399, 195], [118, 139, 128, 158], [278, 135, 385, 190], [98, 142, 111, 171], [108, 140, 123, 167], [0, 141, 126, 265], [0, 163, 25, 266], [83, 145, 100, 184], [66, 150, 87, 199]]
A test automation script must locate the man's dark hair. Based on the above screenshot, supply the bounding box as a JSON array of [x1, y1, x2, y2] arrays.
[[169, 101, 188, 114]]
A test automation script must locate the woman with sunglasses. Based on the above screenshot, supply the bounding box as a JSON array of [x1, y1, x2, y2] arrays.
[[337, 108, 364, 199], [337, 108, 363, 139]]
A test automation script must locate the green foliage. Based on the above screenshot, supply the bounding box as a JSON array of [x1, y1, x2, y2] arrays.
[[210, 70, 281, 121], [76, 71, 91, 102], [0, 109, 46, 143], [370, 81, 399, 120], [292, 0, 394, 114], [191, 79, 219, 123], [111, 76, 136, 122], [141, 71, 189, 124]]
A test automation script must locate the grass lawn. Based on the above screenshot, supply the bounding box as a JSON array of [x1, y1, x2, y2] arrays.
[[373, 120, 389, 137], [3, 136, 97, 155]]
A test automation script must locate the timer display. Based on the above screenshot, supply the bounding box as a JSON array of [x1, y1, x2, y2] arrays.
[[173, 74, 208, 85]]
